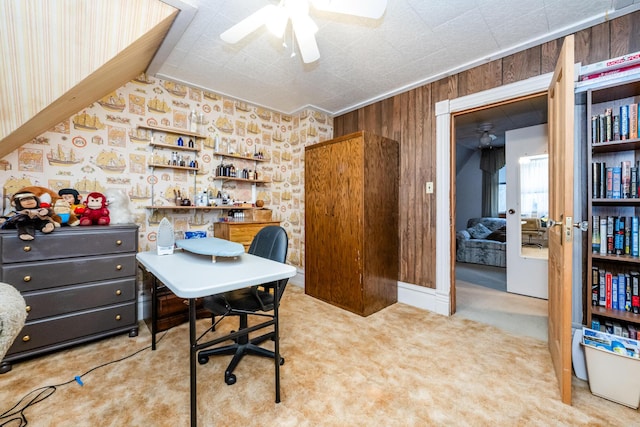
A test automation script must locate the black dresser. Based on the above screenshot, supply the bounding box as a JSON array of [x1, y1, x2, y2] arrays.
[[0, 225, 139, 373]]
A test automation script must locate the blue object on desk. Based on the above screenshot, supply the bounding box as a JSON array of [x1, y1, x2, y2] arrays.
[[176, 237, 244, 258]]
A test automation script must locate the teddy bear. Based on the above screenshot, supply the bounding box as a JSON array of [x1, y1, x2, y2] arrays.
[[2, 191, 57, 240], [79, 192, 110, 226], [105, 188, 135, 224]]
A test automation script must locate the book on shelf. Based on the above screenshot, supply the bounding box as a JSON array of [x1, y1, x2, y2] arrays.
[[633, 216, 639, 257], [621, 274, 630, 311], [630, 103, 638, 139], [614, 216, 625, 255], [607, 216, 615, 254], [633, 272, 640, 314], [579, 51, 640, 76], [632, 166, 638, 198], [600, 217, 608, 255], [592, 266, 599, 306], [606, 167, 613, 198], [621, 105, 629, 140], [592, 215, 600, 252], [626, 275, 633, 312], [612, 166, 622, 198], [621, 160, 631, 198], [612, 275, 619, 310], [592, 162, 601, 198], [599, 269, 607, 307], [613, 114, 620, 140], [625, 218, 632, 255]]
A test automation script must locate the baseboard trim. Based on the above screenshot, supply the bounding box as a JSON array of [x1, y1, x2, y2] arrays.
[[398, 281, 449, 316]]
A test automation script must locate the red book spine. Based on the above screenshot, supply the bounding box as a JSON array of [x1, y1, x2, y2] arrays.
[[605, 272, 612, 309]]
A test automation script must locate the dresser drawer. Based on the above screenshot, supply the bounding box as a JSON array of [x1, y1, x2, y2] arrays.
[[6, 301, 136, 355], [23, 278, 136, 320], [3, 253, 136, 292], [0, 227, 137, 263], [214, 221, 280, 249]]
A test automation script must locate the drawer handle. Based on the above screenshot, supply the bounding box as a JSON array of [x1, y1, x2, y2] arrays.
[[25, 305, 31, 313], [116, 289, 122, 295], [116, 264, 122, 270], [23, 245, 31, 252], [116, 240, 122, 246], [23, 275, 31, 282], [115, 314, 121, 321], [22, 335, 30, 342]]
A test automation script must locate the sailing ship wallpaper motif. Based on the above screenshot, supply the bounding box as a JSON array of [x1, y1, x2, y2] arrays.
[[0, 73, 332, 267]]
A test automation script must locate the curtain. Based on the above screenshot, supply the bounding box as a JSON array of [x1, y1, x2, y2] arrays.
[[480, 147, 505, 217]]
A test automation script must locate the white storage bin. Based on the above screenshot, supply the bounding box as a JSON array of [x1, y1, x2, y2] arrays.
[[582, 343, 640, 409]]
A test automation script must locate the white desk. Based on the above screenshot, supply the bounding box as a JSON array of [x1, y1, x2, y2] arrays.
[[136, 249, 296, 427]]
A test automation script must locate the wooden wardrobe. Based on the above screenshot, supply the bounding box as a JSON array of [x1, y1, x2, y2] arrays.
[[304, 131, 399, 316]]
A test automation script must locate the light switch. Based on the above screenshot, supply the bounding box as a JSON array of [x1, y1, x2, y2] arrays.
[[426, 182, 434, 194]]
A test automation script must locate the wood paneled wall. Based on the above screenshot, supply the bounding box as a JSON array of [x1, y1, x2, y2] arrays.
[[333, 11, 640, 289]]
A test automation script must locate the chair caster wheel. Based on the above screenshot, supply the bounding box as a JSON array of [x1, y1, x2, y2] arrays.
[[225, 373, 236, 385], [198, 354, 209, 365]]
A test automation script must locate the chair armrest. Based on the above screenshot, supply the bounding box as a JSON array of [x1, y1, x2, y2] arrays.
[[456, 230, 471, 241]]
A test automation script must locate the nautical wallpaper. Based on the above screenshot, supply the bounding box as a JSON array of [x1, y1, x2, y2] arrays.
[[0, 73, 333, 268]]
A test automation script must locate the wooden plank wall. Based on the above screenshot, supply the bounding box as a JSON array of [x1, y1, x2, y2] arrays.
[[333, 11, 640, 289]]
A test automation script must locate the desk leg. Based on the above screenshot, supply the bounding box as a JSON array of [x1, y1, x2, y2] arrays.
[[152, 277, 158, 351], [274, 280, 281, 403], [189, 298, 197, 427]]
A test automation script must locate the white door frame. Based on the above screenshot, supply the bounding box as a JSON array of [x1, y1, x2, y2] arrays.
[[397, 73, 553, 315]]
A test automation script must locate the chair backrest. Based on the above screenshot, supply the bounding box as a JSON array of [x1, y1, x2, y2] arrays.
[[248, 225, 288, 263], [521, 218, 541, 232], [248, 226, 289, 307]]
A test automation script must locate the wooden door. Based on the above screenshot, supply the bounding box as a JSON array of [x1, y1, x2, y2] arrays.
[[304, 143, 332, 301], [330, 135, 364, 312], [547, 34, 574, 405]]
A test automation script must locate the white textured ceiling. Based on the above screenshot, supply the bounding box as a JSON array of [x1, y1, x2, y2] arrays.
[[150, 0, 640, 116]]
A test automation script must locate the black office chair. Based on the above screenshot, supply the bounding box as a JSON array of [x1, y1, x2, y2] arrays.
[[198, 225, 289, 385]]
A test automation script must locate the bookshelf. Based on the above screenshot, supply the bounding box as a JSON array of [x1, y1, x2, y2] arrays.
[[587, 76, 640, 338]]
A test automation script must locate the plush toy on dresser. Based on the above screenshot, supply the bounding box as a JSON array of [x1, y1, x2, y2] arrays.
[[79, 192, 110, 226], [2, 191, 57, 240], [105, 188, 135, 224]]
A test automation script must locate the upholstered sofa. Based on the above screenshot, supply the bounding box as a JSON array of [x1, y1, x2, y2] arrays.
[[456, 217, 507, 267]]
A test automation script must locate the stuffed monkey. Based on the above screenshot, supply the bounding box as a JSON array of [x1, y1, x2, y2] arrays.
[[7, 192, 57, 240], [79, 192, 110, 226], [58, 188, 86, 217]]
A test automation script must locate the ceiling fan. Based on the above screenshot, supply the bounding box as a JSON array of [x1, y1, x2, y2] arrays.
[[220, 0, 388, 64], [477, 123, 497, 149]]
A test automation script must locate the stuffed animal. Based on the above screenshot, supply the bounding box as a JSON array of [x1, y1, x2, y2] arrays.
[[58, 188, 86, 217], [13, 186, 64, 227], [105, 188, 135, 224], [52, 197, 80, 226], [3, 192, 57, 240], [79, 192, 110, 226]]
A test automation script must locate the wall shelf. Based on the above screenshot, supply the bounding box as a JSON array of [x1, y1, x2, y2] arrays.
[[150, 141, 200, 153], [146, 205, 257, 210], [213, 176, 271, 184], [139, 124, 207, 139], [148, 163, 199, 172], [214, 151, 267, 162]]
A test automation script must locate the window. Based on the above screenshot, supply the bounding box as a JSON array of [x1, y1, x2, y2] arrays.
[[519, 154, 549, 219], [498, 166, 506, 214]]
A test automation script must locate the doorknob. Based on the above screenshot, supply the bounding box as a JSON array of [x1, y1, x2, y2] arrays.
[[573, 221, 588, 232], [508, 209, 515, 215], [548, 219, 588, 231]]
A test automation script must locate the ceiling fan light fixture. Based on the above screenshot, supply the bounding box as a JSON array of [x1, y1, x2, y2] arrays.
[[480, 132, 493, 145], [266, 5, 289, 38]]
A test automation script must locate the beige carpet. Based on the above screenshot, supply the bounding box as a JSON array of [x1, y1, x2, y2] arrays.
[[1, 286, 637, 426]]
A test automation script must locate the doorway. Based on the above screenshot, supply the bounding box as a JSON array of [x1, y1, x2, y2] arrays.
[[453, 96, 549, 340]]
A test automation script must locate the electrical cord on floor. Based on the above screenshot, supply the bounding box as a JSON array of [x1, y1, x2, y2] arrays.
[[0, 331, 168, 427]]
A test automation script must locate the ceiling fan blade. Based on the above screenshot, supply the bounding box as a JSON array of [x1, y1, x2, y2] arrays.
[[291, 15, 320, 63], [310, 0, 387, 19], [220, 5, 278, 44]]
